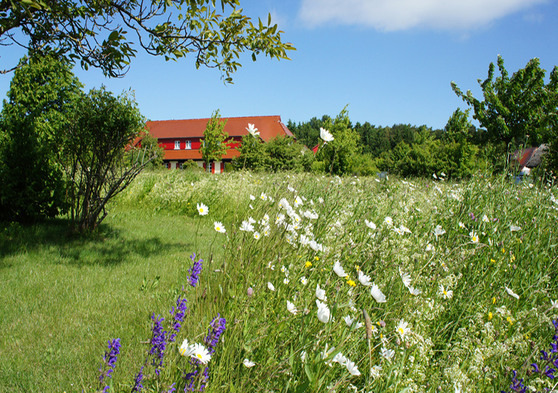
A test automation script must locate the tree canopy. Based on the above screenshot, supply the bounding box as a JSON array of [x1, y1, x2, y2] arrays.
[[0, 0, 295, 80]]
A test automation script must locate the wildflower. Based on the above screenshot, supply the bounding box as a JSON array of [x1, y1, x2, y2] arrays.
[[332, 352, 348, 366], [197, 203, 208, 216], [408, 286, 422, 296], [253, 231, 261, 240], [510, 224, 522, 232], [267, 282, 275, 291], [305, 261, 312, 268], [551, 300, 558, 309], [384, 216, 393, 226], [426, 243, 434, 252], [131, 366, 144, 393], [168, 297, 187, 342], [246, 123, 260, 137], [188, 254, 203, 288], [179, 339, 192, 356], [189, 343, 211, 364], [294, 195, 303, 207], [370, 284, 386, 303], [239, 220, 254, 232], [214, 221, 226, 233], [370, 365, 382, 379], [243, 359, 255, 368], [247, 287, 254, 297], [347, 279, 356, 287], [249, 194, 255, 200], [400, 271, 411, 288], [300, 276, 308, 285], [316, 284, 327, 301], [458, 221, 465, 229], [320, 127, 334, 142], [505, 286, 520, 300], [439, 284, 453, 299], [434, 225, 446, 240], [381, 347, 395, 361], [300, 351, 307, 362], [482, 214, 490, 223], [316, 300, 331, 323], [283, 277, 290, 284], [488, 312, 493, 321], [99, 338, 121, 393], [260, 192, 267, 201], [365, 219, 376, 230], [343, 315, 363, 329], [287, 301, 298, 315], [345, 359, 361, 376], [333, 261, 348, 277], [149, 314, 167, 374], [469, 231, 479, 243], [204, 314, 226, 354], [358, 270, 372, 287], [396, 319, 410, 339]]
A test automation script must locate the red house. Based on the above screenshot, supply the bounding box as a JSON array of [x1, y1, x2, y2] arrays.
[[146, 115, 294, 173]]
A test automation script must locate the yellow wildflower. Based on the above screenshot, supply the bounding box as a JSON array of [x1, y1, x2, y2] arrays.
[[347, 280, 357, 287], [488, 312, 493, 321], [305, 261, 312, 268]]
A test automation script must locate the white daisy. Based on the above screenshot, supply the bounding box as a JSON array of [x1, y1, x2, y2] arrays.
[[190, 343, 211, 364], [505, 286, 520, 300], [370, 365, 382, 379], [384, 216, 393, 226], [365, 219, 377, 230], [243, 358, 255, 368], [246, 123, 260, 137], [239, 220, 254, 232], [332, 352, 347, 366], [345, 359, 361, 376], [287, 300, 298, 315], [253, 231, 261, 240], [434, 225, 446, 240], [300, 276, 308, 286], [267, 282, 275, 291], [316, 284, 327, 301], [320, 127, 334, 143], [213, 221, 226, 233], [469, 231, 479, 243], [439, 284, 453, 299], [381, 347, 395, 361], [196, 203, 208, 216], [395, 319, 410, 339], [358, 270, 372, 287], [333, 261, 348, 278], [370, 284, 386, 303], [316, 300, 331, 323]]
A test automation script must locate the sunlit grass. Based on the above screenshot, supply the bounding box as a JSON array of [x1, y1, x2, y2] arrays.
[[1, 170, 557, 392]]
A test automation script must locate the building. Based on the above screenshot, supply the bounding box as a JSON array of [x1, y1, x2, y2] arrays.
[[146, 115, 294, 173]]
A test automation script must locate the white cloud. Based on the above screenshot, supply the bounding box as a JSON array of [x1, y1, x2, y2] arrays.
[[298, 0, 548, 31]]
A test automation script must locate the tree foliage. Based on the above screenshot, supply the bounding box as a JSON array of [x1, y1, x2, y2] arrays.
[[201, 110, 229, 170], [451, 56, 558, 152], [0, 55, 83, 221], [63, 87, 160, 232], [0, 0, 294, 80]]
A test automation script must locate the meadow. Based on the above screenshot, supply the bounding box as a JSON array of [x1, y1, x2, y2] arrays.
[[1, 170, 557, 393]]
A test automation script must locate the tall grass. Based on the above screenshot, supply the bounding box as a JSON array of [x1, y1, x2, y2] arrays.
[[1, 170, 557, 392]]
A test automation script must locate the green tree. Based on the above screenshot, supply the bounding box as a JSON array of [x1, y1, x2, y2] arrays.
[[0, 55, 83, 221], [63, 87, 160, 232], [451, 56, 558, 152], [233, 132, 266, 171], [315, 108, 360, 175], [0, 0, 294, 81], [201, 110, 229, 171]]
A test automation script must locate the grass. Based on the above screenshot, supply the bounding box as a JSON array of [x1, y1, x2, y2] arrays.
[[1, 170, 557, 392]]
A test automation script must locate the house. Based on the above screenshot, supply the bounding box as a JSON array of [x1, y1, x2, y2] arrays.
[[145, 115, 294, 173], [511, 144, 549, 174]]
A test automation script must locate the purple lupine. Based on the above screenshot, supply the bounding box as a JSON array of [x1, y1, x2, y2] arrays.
[[169, 297, 188, 343], [188, 254, 203, 287], [204, 314, 226, 355], [98, 338, 121, 393], [149, 314, 167, 376], [131, 366, 144, 392]]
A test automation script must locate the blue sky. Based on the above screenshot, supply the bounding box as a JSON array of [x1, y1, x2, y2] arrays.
[[1, 0, 557, 130]]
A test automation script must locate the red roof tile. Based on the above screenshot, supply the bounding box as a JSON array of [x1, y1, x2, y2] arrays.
[[146, 115, 293, 142]]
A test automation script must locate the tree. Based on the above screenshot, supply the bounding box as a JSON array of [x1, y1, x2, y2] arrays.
[[0, 55, 83, 221], [315, 108, 360, 175], [63, 87, 160, 232], [200, 110, 229, 171], [451, 56, 558, 152], [0, 0, 294, 81]]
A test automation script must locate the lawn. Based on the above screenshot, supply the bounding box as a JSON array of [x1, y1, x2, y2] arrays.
[[1, 170, 557, 393]]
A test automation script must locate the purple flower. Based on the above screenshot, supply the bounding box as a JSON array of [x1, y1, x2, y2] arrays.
[[204, 314, 226, 355], [131, 366, 144, 392], [169, 297, 187, 343], [188, 253, 203, 287], [149, 314, 167, 375], [98, 338, 120, 392]]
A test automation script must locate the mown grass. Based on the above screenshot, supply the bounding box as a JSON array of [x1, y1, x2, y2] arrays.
[[1, 170, 557, 393]]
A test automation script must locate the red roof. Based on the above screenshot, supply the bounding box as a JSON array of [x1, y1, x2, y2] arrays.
[[146, 115, 293, 142]]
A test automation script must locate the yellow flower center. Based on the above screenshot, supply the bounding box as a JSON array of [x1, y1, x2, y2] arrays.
[[197, 353, 203, 359]]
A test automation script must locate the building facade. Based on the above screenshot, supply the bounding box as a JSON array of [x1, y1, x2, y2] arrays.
[[146, 115, 294, 173]]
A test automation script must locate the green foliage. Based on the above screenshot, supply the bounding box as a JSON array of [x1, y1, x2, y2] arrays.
[[201, 110, 229, 170], [451, 56, 558, 155], [1, 0, 295, 80], [233, 133, 267, 171], [138, 131, 164, 169], [63, 87, 158, 232], [287, 115, 332, 149], [0, 55, 83, 221], [315, 108, 360, 175]]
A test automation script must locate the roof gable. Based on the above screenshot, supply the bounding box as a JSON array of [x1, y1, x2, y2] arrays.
[[146, 115, 293, 142]]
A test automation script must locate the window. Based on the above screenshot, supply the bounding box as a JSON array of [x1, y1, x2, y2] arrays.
[[174, 140, 180, 150], [185, 140, 191, 149]]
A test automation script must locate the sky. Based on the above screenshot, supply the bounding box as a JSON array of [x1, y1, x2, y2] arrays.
[[1, 0, 557, 130]]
